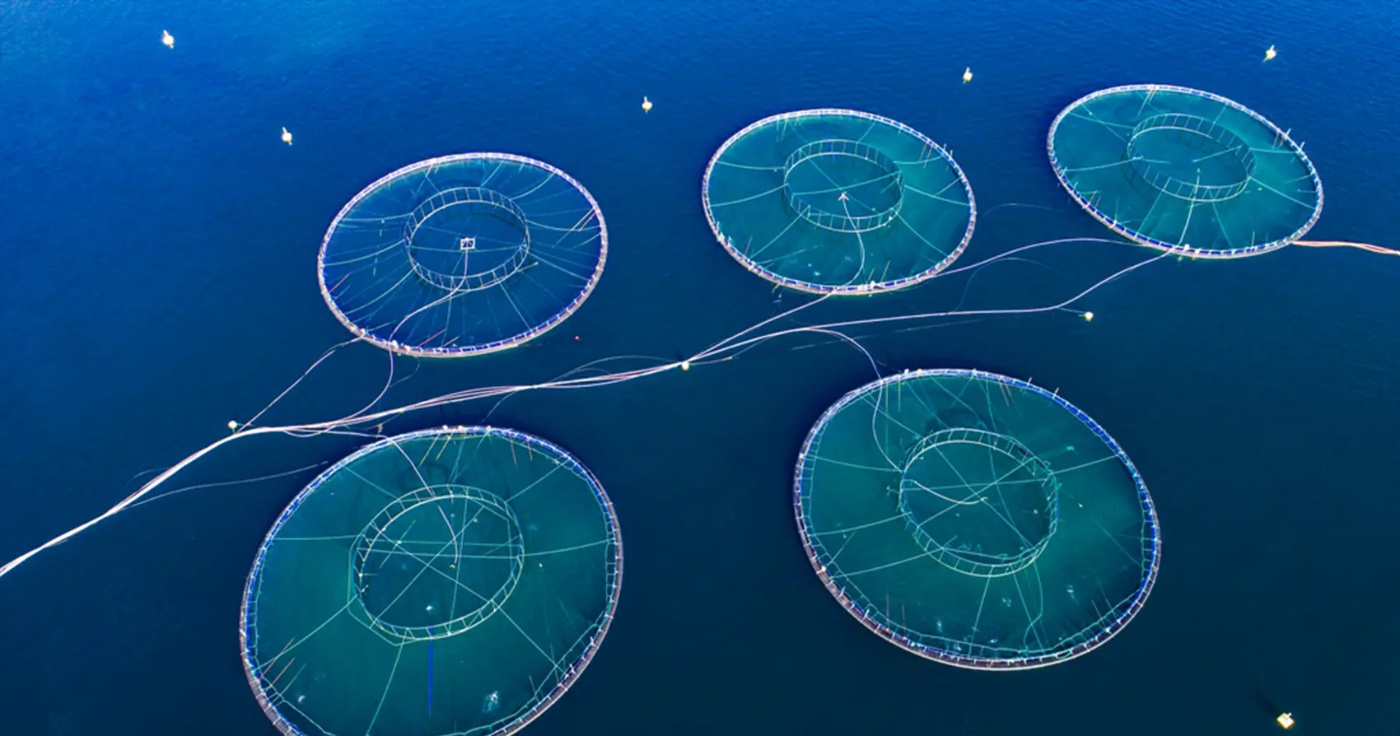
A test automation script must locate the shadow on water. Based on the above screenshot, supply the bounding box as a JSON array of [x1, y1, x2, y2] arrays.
[[1249, 687, 1280, 718]]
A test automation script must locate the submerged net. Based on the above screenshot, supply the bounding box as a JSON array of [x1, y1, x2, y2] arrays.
[[240, 427, 622, 736], [703, 109, 975, 294], [1049, 84, 1322, 257], [794, 370, 1160, 669], [319, 154, 607, 356]]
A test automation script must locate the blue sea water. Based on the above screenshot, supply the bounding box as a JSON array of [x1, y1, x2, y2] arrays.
[[1, 1, 1398, 734]]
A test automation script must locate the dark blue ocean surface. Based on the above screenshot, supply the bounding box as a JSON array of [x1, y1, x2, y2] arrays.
[[2, 1, 1397, 733]]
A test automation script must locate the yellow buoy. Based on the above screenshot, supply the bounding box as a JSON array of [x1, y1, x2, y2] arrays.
[[1264, 44, 1277, 61], [227, 420, 239, 431], [680, 360, 690, 371], [642, 96, 653, 113], [161, 30, 175, 48], [1082, 311, 1094, 322], [281, 127, 293, 145], [962, 67, 973, 84], [1276, 713, 1294, 730]]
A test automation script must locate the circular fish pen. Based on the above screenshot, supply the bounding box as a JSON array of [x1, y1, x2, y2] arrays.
[[240, 427, 622, 736], [1048, 84, 1322, 257], [794, 369, 1160, 670], [318, 153, 607, 356], [702, 109, 975, 294]]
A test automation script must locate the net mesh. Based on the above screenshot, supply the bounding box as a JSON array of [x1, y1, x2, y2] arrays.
[[1048, 84, 1323, 257], [703, 109, 975, 294], [240, 427, 622, 736], [318, 154, 607, 356], [794, 370, 1160, 669]]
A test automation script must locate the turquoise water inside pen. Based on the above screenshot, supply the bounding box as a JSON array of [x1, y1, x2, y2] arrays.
[[1, 1, 1398, 733]]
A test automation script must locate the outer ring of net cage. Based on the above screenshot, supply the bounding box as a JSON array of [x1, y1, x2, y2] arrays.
[[1045, 83, 1324, 259], [791, 369, 1162, 670], [700, 108, 977, 295], [316, 153, 609, 358], [236, 426, 626, 736]]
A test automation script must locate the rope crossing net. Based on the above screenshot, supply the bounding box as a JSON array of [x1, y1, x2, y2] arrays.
[[318, 153, 607, 357], [703, 109, 976, 294], [794, 369, 1161, 669], [1048, 84, 1323, 258], [239, 427, 622, 736]]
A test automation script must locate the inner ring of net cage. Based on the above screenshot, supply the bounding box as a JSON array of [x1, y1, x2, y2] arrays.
[[782, 138, 905, 233], [403, 186, 532, 292], [351, 483, 525, 642], [897, 428, 1061, 578], [1124, 113, 1256, 203]]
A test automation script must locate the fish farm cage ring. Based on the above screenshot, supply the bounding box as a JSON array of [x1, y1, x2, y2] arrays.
[[318, 153, 608, 357], [1048, 84, 1322, 258], [794, 369, 1161, 670], [702, 109, 976, 294], [239, 426, 623, 736]]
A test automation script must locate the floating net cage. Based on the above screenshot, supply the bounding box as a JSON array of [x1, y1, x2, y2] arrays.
[[702, 109, 976, 294], [318, 154, 607, 357], [794, 369, 1160, 670], [239, 427, 622, 736], [1048, 84, 1323, 258]]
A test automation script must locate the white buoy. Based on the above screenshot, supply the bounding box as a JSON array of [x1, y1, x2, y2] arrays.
[[1264, 45, 1277, 61], [161, 30, 175, 48], [1082, 311, 1094, 322], [1276, 713, 1294, 729], [962, 67, 973, 84], [642, 96, 653, 113], [227, 420, 239, 431], [281, 127, 293, 145], [680, 360, 690, 371]]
